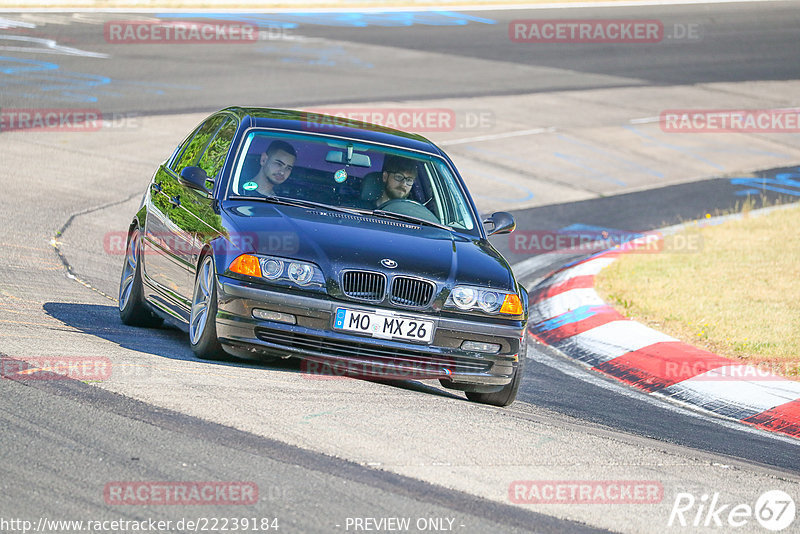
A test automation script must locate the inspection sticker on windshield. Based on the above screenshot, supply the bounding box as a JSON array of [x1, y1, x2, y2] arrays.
[[243, 181, 258, 191], [334, 308, 434, 343]]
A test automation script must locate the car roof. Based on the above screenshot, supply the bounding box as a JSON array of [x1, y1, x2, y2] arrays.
[[222, 107, 444, 156]]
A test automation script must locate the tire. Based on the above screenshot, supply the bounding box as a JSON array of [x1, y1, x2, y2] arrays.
[[189, 254, 227, 360], [465, 337, 527, 407], [118, 227, 162, 327]]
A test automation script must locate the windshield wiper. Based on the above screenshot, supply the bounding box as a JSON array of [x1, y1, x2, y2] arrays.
[[371, 209, 454, 232], [228, 195, 366, 216]]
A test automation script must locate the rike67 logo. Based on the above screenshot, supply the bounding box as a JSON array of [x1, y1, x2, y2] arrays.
[[668, 490, 795, 531]]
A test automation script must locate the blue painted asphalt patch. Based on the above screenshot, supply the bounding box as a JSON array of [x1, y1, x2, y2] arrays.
[[533, 305, 607, 332], [731, 167, 800, 197], [156, 12, 497, 29]]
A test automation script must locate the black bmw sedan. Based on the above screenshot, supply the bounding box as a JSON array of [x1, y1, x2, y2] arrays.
[[119, 107, 528, 406]]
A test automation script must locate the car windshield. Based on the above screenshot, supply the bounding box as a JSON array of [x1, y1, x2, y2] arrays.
[[227, 130, 479, 235]]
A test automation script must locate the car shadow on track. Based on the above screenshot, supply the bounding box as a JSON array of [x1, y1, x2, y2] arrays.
[[42, 301, 461, 401]]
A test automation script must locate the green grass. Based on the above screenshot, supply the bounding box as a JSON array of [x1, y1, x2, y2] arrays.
[[595, 204, 800, 379]]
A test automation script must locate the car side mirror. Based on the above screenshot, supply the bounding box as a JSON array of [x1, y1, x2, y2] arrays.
[[483, 211, 516, 236], [179, 166, 212, 193]]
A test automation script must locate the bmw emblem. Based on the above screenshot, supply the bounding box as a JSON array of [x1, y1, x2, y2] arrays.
[[381, 258, 397, 269]]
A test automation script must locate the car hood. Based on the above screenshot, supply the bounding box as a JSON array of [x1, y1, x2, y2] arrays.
[[221, 202, 514, 290]]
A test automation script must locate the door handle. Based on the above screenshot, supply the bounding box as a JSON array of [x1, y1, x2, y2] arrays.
[[151, 181, 162, 193], [169, 195, 181, 208]]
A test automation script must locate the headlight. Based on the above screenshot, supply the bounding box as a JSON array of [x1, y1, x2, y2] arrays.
[[451, 286, 477, 309], [288, 262, 314, 285], [478, 290, 502, 313], [446, 285, 522, 316], [229, 254, 324, 289], [261, 258, 283, 279]]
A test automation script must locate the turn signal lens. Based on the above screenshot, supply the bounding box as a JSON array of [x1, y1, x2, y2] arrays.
[[499, 294, 523, 315], [229, 254, 262, 277]]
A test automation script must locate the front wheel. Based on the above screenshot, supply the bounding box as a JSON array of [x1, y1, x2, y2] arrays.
[[465, 336, 526, 407], [189, 254, 226, 360], [118, 227, 162, 327]]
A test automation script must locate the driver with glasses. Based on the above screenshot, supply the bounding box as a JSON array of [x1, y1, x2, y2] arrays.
[[377, 155, 417, 207]]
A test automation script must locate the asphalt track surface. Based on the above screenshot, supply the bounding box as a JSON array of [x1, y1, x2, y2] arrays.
[[2, 373, 599, 534], [2, 3, 799, 114], [2, 3, 800, 533]]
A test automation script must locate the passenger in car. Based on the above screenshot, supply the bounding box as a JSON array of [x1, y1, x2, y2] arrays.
[[376, 155, 417, 207], [246, 140, 296, 196]]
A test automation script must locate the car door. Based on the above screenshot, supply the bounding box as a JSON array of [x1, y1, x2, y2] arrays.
[[142, 114, 228, 320], [182, 116, 238, 290]]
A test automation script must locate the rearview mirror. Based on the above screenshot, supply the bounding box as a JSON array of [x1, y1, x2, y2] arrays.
[[325, 150, 371, 167], [179, 166, 212, 193], [483, 211, 516, 236]]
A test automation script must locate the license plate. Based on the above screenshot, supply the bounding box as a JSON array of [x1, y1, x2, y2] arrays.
[[333, 308, 434, 343]]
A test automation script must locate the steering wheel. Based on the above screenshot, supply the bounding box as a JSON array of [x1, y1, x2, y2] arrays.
[[376, 198, 440, 224], [377, 198, 424, 210]]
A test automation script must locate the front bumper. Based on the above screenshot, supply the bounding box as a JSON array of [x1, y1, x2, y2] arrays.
[[215, 276, 524, 386]]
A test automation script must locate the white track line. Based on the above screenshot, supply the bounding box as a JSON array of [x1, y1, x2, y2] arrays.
[[527, 343, 800, 445], [439, 127, 555, 147]]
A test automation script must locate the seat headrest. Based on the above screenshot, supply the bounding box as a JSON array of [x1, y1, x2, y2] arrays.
[[360, 172, 383, 202]]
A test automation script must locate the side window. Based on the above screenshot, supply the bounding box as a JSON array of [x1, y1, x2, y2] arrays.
[[198, 118, 236, 184], [435, 161, 473, 230], [171, 115, 227, 175]]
